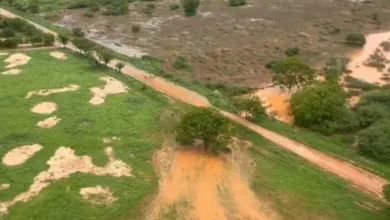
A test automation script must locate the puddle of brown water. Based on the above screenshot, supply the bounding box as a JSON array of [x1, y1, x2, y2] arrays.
[[348, 31, 390, 85]]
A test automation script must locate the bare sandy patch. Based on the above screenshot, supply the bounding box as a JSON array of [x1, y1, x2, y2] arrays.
[[0, 146, 131, 214], [102, 137, 121, 144], [4, 53, 31, 69], [37, 116, 61, 128], [50, 51, 67, 60], [26, 84, 80, 99], [2, 144, 43, 166], [0, 184, 10, 191], [147, 140, 277, 220], [0, 52, 9, 56], [1, 69, 21, 75], [347, 96, 361, 108], [255, 86, 294, 124], [31, 102, 58, 114], [80, 185, 117, 205], [89, 77, 128, 105]]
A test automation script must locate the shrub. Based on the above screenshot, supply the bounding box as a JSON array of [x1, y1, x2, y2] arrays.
[[0, 38, 19, 48], [380, 41, 390, 51], [143, 5, 154, 15], [67, 0, 89, 9], [228, 0, 246, 7], [72, 27, 85, 37], [384, 184, 390, 202], [345, 33, 366, 47], [30, 36, 43, 46], [344, 75, 379, 91], [43, 34, 55, 46], [324, 57, 349, 80], [58, 34, 69, 47], [357, 103, 390, 128], [89, 1, 100, 12], [0, 28, 16, 38], [28, 0, 40, 13], [132, 24, 140, 33], [285, 47, 299, 57], [116, 62, 125, 71], [182, 0, 200, 16], [84, 10, 94, 17], [358, 120, 390, 163], [359, 89, 390, 108], [169, 3, 180, 10], [174, 56, 192, 71]]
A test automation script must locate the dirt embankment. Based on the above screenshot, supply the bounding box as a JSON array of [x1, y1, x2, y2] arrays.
[[148, 140, 278, 220]]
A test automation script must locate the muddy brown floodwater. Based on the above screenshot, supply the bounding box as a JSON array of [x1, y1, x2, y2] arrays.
[[348, 31, 390, 85]]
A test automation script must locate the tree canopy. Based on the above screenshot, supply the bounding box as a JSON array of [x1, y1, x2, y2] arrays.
[[175, 107, 234, 153], [271, 57, 315, 91], [233, 96, 265, 120]]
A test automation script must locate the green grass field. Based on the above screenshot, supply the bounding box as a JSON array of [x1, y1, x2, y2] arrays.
[[0, 50, 389, 220]]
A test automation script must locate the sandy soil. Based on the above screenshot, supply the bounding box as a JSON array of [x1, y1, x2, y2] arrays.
[[89, 76, 128, 105], [0, 184, 10, 191], [2, 144, 43, 166], [147, 140, 277, 220], [50, 51, 67, 60], [31, 102, 58, 114], [4, 53, 31, 69], [255, 86, 294, 124], [1, 69, 21, 75], [0, 52, 9, 56], [26, 84, 80, 99], [79, 185, 117, 205], [0, 146, 131, 214], [36, 116, 61, 128], [102, 137, 121, 144], [348, 31, 390, 85], [347, 96, 361, 108]]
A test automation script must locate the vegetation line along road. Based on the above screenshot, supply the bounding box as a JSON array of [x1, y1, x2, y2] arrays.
[[1, 7, 387, 200]]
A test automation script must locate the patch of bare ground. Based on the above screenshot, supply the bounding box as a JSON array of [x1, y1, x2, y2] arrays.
[[79, 185, 117, 205], [36, 116, 61, 128], [31, 102, 58, 114], [2, 144, 43, 166], [0, 184, 10, 191], [89, 76, 128, 105], [50, 51, 67, 60], [147, 139, 278, 220], [102, 137, 121, 144], [1, 69, 21, 75], [0, 146, 131, 214], [4, 53, 31, 69], [26, 84, 80, 99]]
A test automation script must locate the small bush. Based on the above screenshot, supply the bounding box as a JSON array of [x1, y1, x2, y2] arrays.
[[228, 0, 246, 6], [30, 36, 43, 46], [68, 0, 89, 9], [132, 24, 141, 33], [344, 75, 379, 91], [84, 10, 94, 17], [358, 120, 390, 163], [43, 34, 55, 46], [89, 1, 100, 12], [0, 38, 19, 48], [384, 184, 390, 202], [72, 27, 85, 37], [169, 3, 180, 10], [357, 103, 390, 128], [380, 41, 390, 52], [345, 33, 366, 47], [285, 47, 299, 57], [0, 28, 16, 38], [143, 4, 155, 15], [182, 0, 200, 16], [174, 56, 192, 71]]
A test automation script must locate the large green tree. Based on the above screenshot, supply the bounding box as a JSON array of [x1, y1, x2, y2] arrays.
[[272, 57, 315, 91], [176, 107, 234, 153], [358, 120, 390, 163], [291, 82, 350, 133]]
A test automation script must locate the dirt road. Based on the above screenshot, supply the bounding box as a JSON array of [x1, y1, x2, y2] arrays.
[[1, 8, 388, 199]]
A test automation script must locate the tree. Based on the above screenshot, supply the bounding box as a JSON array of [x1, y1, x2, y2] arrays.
[[383, 184, 390, 202], [271, 57, 315, 91], [345, 33, 366, 47], [182, 0, 200, 16], [116, 62, 125, 72], [97, 48, 113, 66], [233, 96, 265, 120], [58, 34, 69, 47], [72, 37, 94, 54], [358, 120, 390, 163], [291, 82, 347, 132], [176, 107, 234, 153]]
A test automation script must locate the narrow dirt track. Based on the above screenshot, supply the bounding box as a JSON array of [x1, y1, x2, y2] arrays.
[[0, 8, 388, 199]]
